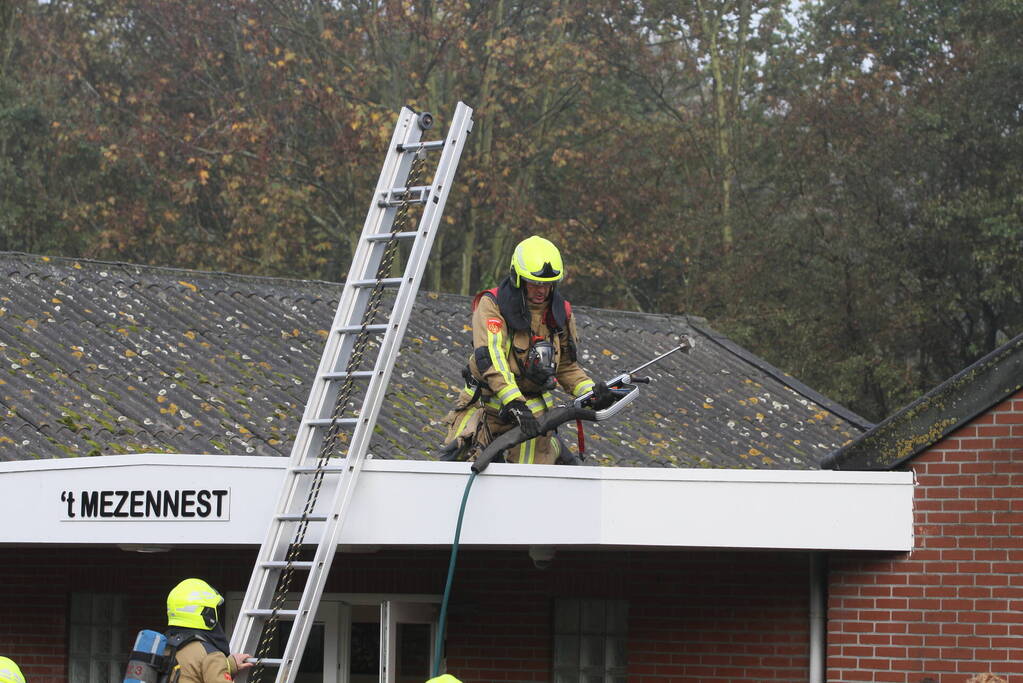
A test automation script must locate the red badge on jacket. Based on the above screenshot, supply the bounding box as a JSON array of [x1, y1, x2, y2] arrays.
[[486, 317, 503, 334]]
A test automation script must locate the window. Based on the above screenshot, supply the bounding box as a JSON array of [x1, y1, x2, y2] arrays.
[[553, 599, 628, 683], [69, 593, 130, 683]]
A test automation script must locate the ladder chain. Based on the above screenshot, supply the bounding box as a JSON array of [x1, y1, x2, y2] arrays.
[[248, 151, 428, 683]]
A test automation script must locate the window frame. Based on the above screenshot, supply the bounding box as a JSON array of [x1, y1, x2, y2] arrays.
[[552, 598, 629, 683], [68, 593, 130, 683]]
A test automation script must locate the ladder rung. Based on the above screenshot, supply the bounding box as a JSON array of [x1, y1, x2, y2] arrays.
[[248, 658, 283, 667], [366, 231, 417, 242], [321, 370, 373, 381], [246, 609, 301, 619], [277, 513, 328, 522], [338, 323, 387, 334], [389, 184, 430, 196], [261, 561, 315, 570], [351, 277, 403, 288], [291, 464, 347, 474], [306, 417, 357, 428], [397, 140, 444, 152], [378, 193, 429, 207]]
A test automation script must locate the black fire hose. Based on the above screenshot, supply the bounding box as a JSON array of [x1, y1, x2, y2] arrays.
[[470, 405, 598, 474]]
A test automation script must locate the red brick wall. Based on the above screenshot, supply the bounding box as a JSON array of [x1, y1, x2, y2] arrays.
[[0, 547, 259, 683], [0, 547, 811, 683], [445, 550, 810, 682], [828, 389, 1023, 683]]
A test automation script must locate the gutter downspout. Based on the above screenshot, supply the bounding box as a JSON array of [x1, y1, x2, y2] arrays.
[[809, 552, 826, 683]]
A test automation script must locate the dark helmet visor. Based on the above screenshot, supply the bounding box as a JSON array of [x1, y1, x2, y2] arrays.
[[201, 604, 219, 629], [529, 262, 560, 279]]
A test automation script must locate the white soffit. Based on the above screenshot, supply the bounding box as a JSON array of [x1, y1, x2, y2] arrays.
[[0, 454, 914, 551]]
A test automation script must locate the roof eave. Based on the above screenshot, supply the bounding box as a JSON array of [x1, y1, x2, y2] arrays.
[[0, 454, 914, 552]]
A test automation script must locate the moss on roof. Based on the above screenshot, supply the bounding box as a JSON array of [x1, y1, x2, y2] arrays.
[[0, 252, 870, 468]]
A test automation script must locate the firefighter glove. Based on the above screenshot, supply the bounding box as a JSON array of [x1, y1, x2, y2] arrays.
[[591, 381, 616, 410], [501, 400, 541, 438]]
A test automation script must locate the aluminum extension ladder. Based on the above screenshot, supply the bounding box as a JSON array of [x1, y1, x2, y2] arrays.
[[230, 102, 474, 683]]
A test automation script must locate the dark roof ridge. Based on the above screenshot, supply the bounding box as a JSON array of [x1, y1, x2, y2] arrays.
[[822, 330, 1023, 471], [685, 319, 874, 432], [568, 303, 871, 430], [564, 300, 706, 324], [0, 251, 340, 290], [2, 251, 697, 325]]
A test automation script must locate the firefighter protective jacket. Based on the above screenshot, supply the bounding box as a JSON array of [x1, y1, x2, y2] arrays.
[[468, 277, 594, 414], [172, 640, 238, 683]]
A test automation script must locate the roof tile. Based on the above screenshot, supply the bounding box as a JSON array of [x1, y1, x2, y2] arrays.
[[0, 252, 871, 468]]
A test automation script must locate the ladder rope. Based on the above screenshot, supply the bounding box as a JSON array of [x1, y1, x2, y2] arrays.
[[249, 151, 428, 683]]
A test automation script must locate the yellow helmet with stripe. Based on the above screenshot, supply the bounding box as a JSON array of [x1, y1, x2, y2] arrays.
[[510, 236, 564, 287], [167, 578, 223, 630], [0, 657, 25, 683]]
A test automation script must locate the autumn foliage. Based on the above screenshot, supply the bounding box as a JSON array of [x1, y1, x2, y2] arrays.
[[1, 0, 1021, 421]]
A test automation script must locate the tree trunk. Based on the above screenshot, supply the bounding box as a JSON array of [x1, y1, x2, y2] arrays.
[[461, 0, 503, 295], [697, 0, 750, 252]]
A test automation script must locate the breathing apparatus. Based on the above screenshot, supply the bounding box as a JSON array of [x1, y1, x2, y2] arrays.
[[522, 337, 557, 390]]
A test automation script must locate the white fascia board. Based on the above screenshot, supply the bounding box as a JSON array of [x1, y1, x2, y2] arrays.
[[0, 454, 914, 551]]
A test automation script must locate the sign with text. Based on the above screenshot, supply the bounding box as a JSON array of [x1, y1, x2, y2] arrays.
[[60, 488, 230, 521]]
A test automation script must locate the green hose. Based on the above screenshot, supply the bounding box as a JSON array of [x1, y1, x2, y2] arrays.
[[431, 470, 477, 678]]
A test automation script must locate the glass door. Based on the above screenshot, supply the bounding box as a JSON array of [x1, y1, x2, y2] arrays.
[[228, 594, 438, 683], [380, 601, 437, 683]]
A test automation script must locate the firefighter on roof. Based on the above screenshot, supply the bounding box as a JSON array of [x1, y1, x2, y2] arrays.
[[441, 235, 612, 464]]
